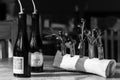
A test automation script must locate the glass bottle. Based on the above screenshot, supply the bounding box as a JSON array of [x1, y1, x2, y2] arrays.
[[72, 5, 83, 55], [29, 12, 43, 72], [64, 33, 71, 55], [97, 30, 104, 59], [78, 38, 85, 58], [13, 12, 31, 77]]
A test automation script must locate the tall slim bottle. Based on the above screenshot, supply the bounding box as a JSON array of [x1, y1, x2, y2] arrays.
[[13, 12, 31, 77], [29, 12, 43, 72], [72, 5, 82, 55]]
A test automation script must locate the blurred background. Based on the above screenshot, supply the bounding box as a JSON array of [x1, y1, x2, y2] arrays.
[[0, 0, 120, 62]]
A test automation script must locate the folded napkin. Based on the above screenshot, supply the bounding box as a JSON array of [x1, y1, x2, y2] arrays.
[[53, 50, 116, 77]]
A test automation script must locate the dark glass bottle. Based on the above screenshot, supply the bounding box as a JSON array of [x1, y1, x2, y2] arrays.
[[58, 31, 66, 56], [64, 33, 71, 55], [13, 13, 31, 77], [78, 39, 85, 58], [72, 5, 83, 55], [29, 13, 43, 72], [56, 31, 62, 51]]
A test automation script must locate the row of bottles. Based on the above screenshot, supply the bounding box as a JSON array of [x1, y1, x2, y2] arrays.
[[13, 0, 43, 77], [13, 0, 104, 78], [53, 28, 104, 59], [69, 5, 104, 59], [13, 11, 43, 77], [48, 16, 104, 60]]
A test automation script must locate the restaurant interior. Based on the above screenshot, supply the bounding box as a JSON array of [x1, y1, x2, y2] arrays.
[[0, 0, 120, 60], [0, 0, 120, 79]]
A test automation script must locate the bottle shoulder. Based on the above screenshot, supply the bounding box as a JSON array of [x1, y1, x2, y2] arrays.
[[29, 36, 43, 51], [14, 33, 29, 50]]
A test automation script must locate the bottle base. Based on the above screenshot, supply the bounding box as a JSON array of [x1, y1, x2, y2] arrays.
[[13, 74, 31, 78], [31, 67, 43, 73]]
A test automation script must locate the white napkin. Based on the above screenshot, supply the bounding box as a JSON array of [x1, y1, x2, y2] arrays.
[[53, 50, 116, 77]]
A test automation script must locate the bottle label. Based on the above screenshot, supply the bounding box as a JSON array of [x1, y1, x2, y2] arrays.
[[30, 51, 43, 67], [13, 57, 24, 74]]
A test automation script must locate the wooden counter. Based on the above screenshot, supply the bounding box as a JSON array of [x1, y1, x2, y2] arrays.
[[0, 56, 120, 80]]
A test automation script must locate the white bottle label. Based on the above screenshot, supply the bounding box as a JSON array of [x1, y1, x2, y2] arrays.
[[30, 51, 43, 67], [13, 57, 24, 74]]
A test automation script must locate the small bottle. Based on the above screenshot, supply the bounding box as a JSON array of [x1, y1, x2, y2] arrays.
[[65, 33, 76, 57], [64, 33, 71, 55], [13, 12, 31, 77], [29, 12, 43, 72], [97, 30, 104, 59], [78, 39, 85, 58], [88, 43, 96, 59], [72, 5, 83, 55], [59, 31, 67, 56]]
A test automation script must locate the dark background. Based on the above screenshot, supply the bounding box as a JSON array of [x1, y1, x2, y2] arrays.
[[14, 0, 86, 15], [14, 0, 120, 14], [1, 0, 120, 23], [13, 0, 120, 23], [1, 0, 120, 20]]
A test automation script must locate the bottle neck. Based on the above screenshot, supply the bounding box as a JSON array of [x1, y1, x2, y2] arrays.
[[30, 13, 42, 48], [31, 13, 40, 35], [16, 13, 28, 50], [18, 13, 27, 34]]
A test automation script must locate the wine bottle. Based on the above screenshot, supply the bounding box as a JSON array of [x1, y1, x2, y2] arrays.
[[29, 12, 43, 72], [72, 5, 82, 55], [13, 13, 31, 77]]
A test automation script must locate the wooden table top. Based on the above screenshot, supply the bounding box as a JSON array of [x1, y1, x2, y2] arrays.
[[0, 56, 120, 80]]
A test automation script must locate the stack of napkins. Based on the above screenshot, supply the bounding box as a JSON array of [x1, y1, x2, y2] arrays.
[[53, 50, 116, 77]]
